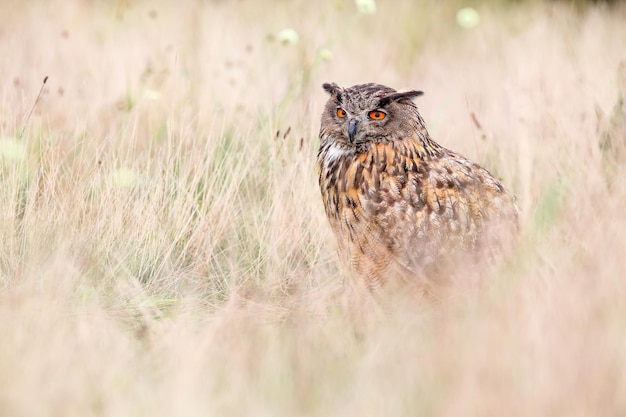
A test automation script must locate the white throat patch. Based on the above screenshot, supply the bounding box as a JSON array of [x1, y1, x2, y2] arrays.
[[324, 144, 353, 164]]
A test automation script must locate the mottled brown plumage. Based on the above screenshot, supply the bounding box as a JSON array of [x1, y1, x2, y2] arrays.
[[317, 82, 519, 288]]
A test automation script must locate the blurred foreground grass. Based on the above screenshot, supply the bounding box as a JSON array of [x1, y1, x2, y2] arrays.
[[1, 0, 626, 416]]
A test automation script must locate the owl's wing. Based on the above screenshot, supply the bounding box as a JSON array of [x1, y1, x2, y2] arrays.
[[355, 147, 518, 277]]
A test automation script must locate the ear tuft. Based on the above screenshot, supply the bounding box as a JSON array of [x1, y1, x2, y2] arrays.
[[322, 82, 344, 102], [378, 90, 424, 107], [322, 82, 339, 94]]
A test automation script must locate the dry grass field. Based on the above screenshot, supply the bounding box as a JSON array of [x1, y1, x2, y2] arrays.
[[1, 0, 626, 415]]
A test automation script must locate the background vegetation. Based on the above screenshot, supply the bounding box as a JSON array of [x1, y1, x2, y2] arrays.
[[1, 0, 625, 415]]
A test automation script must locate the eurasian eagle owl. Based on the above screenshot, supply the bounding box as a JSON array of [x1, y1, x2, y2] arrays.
[[317, 82, 519, 289]]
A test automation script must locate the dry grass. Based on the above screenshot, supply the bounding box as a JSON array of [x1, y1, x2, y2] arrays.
[[1, 0, 626, 416]]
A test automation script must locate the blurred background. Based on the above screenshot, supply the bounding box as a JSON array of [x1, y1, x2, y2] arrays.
[[1, 1, 625, 416]]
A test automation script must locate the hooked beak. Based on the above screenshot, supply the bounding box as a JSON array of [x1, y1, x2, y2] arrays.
[[348, 119, 358, 143]]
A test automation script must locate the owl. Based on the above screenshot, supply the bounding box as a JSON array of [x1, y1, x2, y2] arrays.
[[317, 82, 519, 289]]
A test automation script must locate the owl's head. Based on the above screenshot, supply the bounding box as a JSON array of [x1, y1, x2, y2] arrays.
[[320, 83, 424, 147]]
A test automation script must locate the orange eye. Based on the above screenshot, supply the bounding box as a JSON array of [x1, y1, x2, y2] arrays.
[[336, 108, 347, 118], [368, 110, 386, 120]]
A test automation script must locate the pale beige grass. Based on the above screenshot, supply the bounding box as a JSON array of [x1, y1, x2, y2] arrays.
[[1, 0, 626, 416]]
